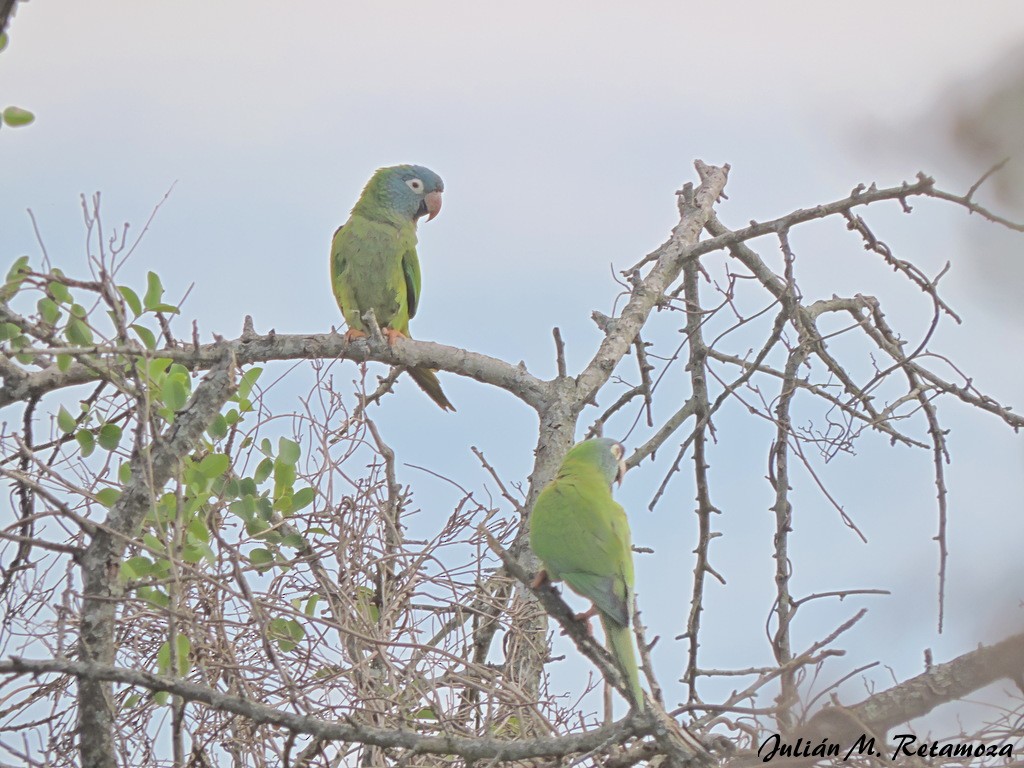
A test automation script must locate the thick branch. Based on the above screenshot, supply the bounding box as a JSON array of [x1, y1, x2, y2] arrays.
[[575, 161, 730, 407], [0, 656, 648, 761], [0, 331, 553, 412], [805, 631, 1024, 741], [77, 351, 237, 768]]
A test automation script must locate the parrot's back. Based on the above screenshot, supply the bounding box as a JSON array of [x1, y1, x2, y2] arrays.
[[530, 468, 645, 710]]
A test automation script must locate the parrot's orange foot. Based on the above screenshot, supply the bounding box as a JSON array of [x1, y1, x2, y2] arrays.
[[574, 606, 599, 623], [344, 328, 368, 343], [559, 610, 597, 637], [382, 327, 408, 346], [530, 569, 549, 589], [571, 605, 599, 636]]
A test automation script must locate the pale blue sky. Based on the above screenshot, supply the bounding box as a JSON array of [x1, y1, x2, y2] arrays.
[[3, 0, 1023, 732]]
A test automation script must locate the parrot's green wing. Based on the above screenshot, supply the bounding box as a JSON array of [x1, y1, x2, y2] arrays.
[[403, 245, 421, 320]]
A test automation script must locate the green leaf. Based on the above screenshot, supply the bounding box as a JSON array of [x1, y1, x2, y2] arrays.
[[175, 634, 191, 676], [66, 317, 93, 346], [292, 487, 315, 511], [156, 639, 172, 675], [69, 303, 87, 318], [98, 423, 122, 451], [2, 107, 35, 127], [237, 366, 262, 401], [182, 543, 208, 564], [269, 618, 304, 652], [121, 555, 153, 580], [146, 358, 172, 381], [118, 285, 142, 316], [253, 457, 273, 484], [150, 556, 172, 579], [249, 547, 273, 568], [275, 494, 293, 515], [37, 297, 60, 325], [278, 438, 300, 466], [164, 377, 188, 412], [197, 453, 229, 478], [0, 322, 19, 341], [413, 707, 438, 720], [0, 33, 8, 53], [169, 363, 191, 381], [131, 324, 157, 350], [48, 280, 72, 304], [95, 488, 121, 508], [1, 255, 30, 301], [122, 693, 141, 709], [256, 495, 273, 520], [75, 429, 95, 457], [245, 517, 270, 538], [137, 586, 170, 609], [187, 516, 210, 544], [281, 533, 305, 550], [143, 271, 164, 311], [57, 406, 76, 434], [273, 458, 296, 501], [4, 256, 29, 280], [118, 462, 132, 484], [303, 595, 320, 617], [207, 413, 228, 440], [154, 634, 191, 675], [56, 353, 72, 371], [355, 586, 380, 623]]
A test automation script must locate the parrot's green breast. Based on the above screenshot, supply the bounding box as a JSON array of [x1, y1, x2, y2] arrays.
[[331, 216, 418, 335]]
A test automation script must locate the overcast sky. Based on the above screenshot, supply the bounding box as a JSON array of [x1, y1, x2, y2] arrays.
[[3, 0, 1024, 732]]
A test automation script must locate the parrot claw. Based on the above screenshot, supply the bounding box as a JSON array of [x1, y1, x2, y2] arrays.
[[344, 328, 368, 343], [530, 569, 549, 589], [560, 610, 597, 637], [574, 605, 599, 634], [382, 327, 408, 346]]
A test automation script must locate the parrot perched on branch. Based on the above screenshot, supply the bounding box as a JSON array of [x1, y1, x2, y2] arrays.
[[330, 164, 454, 411], [529, 437, 645, 711]]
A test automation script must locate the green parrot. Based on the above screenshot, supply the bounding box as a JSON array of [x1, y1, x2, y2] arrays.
[[330, 164, 454, 411], [529, 437, 645, 711]]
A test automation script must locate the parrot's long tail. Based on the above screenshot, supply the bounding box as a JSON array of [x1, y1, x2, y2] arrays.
[[406, 366, 455, 412], [601, 615, 645, 712]]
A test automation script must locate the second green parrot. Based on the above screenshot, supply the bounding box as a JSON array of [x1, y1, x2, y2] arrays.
[[529, 438, 645, 711], [330, 164, 454, 411]]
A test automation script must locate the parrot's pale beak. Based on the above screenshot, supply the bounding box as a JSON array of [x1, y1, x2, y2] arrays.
[[424, 190, 443, 222], [616, 458, 627, 486]]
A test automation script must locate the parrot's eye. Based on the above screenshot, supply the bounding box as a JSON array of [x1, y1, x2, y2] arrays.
[[406, 178, 424, 192], [610, 443, 624, 460]]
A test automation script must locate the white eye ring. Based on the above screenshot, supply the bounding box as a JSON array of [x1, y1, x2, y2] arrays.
[[610, 443, 624, 459], [406, 178, 424, 192]]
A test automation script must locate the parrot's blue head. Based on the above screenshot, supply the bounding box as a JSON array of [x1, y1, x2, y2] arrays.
[[564, 438, 628, 488], [358, 164, 444, 225]]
